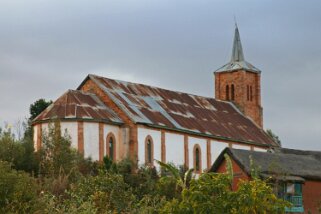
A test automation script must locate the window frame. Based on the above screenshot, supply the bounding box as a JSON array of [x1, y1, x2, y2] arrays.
[[231, 84, 235, 101], [226, 85, 230, 100], [193, 144, 202, 173], [106, 132, 116, 161], [279, 182, 304, 213], [144, 135, 154, 166], [247, 85, 250, 101]]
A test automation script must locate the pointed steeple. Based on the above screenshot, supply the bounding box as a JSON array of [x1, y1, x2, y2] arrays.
[[214, 24, 261, 73], [231, 24, 244, 62]]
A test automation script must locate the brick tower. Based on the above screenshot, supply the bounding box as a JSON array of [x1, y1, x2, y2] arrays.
[[214, 25, 263, 128]]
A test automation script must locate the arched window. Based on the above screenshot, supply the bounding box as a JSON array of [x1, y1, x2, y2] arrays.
[[247, 85, 250, 101], [250, 86, 253, 101], [193, 144, 202, 173], [106, 133, 116, 161], [231, 84, 235, 101], [225, 85, 230, 100], [145, 136, 154, 166]]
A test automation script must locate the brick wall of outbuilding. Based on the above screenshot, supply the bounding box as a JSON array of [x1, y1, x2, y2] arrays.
[[302, 180, 321, 214], [215, 156, 321, 214], [215, 157, 250, 191]]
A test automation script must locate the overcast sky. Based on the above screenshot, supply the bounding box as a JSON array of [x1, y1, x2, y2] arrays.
[[1, 0, 321, 150]]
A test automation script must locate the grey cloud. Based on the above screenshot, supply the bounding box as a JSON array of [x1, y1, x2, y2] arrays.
[[1, 0, 321, 150]]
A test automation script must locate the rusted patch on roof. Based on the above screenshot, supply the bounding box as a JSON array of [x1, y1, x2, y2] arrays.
[[85, 74, 276, 147], [33, 90, 123, 124]]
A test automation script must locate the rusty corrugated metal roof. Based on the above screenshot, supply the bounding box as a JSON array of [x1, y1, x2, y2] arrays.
[[83, 74, 276, 147], [33, 90, 123, 124]]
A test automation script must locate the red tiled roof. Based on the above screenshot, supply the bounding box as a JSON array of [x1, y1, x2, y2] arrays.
[[33, 90, 123, 124], [79, 74, 277, 147]]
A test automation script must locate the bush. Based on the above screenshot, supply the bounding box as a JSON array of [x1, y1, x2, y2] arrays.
[[0, 129, 24, 167], [0, 161, 39, 213], [39, 122, 79, 178], [160, 172, 289, 214], [67, 171, 135, 213]]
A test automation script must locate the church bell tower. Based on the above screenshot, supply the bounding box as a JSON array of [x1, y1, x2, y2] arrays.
[[214, 25, 263, 128]]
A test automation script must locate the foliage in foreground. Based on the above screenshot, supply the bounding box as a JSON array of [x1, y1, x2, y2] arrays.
[[161, 172, 289, 214], [0, 161, 39, 213], [0, 111, 291, 213]]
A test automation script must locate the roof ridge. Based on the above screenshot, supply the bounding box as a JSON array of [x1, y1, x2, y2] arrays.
[[88, 73, 233, 104]]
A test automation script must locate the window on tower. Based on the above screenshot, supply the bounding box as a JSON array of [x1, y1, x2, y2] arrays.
[[231, 84, 235, 101], [247, 85, 250, 101], [226, 85, 230, 100], [250, 86, 253, 101]]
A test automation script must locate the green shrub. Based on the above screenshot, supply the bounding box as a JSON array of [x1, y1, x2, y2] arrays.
[[68, 171, 135, 213], [0, 161, 39, 213]]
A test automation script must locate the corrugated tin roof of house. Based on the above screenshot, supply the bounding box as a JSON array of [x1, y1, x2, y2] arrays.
[[211, 148, 321, 181], [33, 90, 123, 124], [80, 74, 277, 147]]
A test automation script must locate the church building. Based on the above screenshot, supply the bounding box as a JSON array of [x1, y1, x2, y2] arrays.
[[33, 26, 278, 172]]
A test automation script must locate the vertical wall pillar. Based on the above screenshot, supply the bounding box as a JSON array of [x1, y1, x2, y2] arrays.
[[129, 126, 138, 166], [207, 139, 211, 170], [99, 123, 104, 161], [36, 124, 42, 151], [161, 131, 166, 163], [78, 121, 84, 155], [184, 135, 189, 168]]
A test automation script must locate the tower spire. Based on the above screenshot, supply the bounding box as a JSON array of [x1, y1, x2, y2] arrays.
[[231, 24, 244, 62]]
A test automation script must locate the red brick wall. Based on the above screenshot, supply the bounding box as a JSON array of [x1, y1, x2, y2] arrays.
[[215, 156, 321, 213], [216, 157, 250, 191], [302, 180, 321, 214], [215, 70, 263, 128]]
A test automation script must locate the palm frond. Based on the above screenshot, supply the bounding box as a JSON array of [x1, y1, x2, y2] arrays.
[[155, 159, 180, 180]]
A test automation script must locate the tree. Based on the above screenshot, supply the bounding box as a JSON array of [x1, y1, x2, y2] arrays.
[[160, 172, 289, 214], [159, 157, 290, 214], [24, 98, 52, 139], [29, 99, 52, 121], [0, 128, 24, 168], [266, 129, 282, 146], [39, 122, 79, 178]]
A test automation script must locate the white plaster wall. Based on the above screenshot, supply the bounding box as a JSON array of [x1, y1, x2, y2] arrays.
[[165, 133, 185, 167], [41, 123, 49, 135], [103, 124, 121, 160], [188, 137, 207, 172], [232, 144, 251, 151], [211, 141, 229, 163], [253, 147, 267, 152], [60, 122, 78, 149], [137, 127, 161, 170], [83, 122, 99, 160]]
